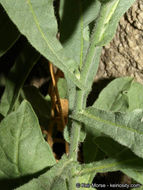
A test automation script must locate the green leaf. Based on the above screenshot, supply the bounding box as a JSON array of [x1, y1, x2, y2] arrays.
[[60, 0, 100, 70], [76, 144, 143, 184], [94, 77, 143, 112], [22, 85, 51, 127], [77, 152, 143, 177], [72, 107, 143, 159], [0, 100, 56, 179], [0, 41, 40, 116], [15, 155, 74, 190], [82, 0, 101, 27], [0, 4, 20, 57], [95, 136, 143, 184], [0, 0, 83, 89], [93, 77, 134, 111], [126, 81, 143, 111], [92, 0, 136, 46]]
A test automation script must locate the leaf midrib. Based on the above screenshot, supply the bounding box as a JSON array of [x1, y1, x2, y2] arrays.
[[26, 0, 73, 74], [81, 110, 143, 135], [78, 157, 139, 176]]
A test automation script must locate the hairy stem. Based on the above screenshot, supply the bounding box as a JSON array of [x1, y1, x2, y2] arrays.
[[69, 89, 85, 190]]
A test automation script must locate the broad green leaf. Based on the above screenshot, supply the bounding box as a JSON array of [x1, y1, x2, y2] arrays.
[[60, 0, 88, 69], [127, 81, 143, 111], [94, 77, 143, 112], [95, 136, 143, 184], [92, 0, 136, 46], [0, 0, 83, 89], [59, 0, 101, 28], [93, 77, 133, 111], [77, 152, 143, 177], [72, 107, 143, 159], [0, 41, 40, 116], [82, 0, 101, 27], [76, 147, 143, 187], [0, 4, 20, 57], [22, 85, 51, 127], [0, 100, 56, 179], [60, 0, 100, 70], [15, 155, 74, 190]]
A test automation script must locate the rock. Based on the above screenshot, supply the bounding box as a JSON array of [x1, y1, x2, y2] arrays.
[[95, 0, 143, 84]]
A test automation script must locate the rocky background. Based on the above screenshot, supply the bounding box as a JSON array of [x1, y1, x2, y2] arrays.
[[95, 0, 143, 84]]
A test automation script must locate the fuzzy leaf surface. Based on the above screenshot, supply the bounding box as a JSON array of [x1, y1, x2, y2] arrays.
[[15, 156, 74, 190], [0, 101, 56, 179], [0, 0, 83, 89], [95, 136, 143, 184], [94, 77, 143, 112], [77, 150, 143, 177], [72, 107, 143, 159], [92, 0, 136, 46]]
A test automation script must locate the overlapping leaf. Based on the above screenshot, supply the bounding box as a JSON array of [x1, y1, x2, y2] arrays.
[[60, 0, 101, 69], [0, 101, 56, 179], [0, 0, 83, 89], [92, 0, 136, 46], [15, 155, 74, 190], [93, 77, 143, 112], [93, 77, 133, 111], [0, 41, 40, 116], [22, 85, 51, 126], [94, 136, 143, 184]]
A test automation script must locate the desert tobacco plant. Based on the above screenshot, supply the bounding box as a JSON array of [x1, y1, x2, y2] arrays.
[[0, 0, 142, 189]]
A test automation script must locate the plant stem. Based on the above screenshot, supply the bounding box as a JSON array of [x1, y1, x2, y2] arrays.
[[69, 88, 85, 190], [69, 89, 84, 160]]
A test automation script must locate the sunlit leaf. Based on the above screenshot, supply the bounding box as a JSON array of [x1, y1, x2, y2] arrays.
[[72, 107, 143, 159]]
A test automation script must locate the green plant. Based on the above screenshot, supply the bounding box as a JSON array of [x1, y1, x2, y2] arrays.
[[0, 0, 142, 189]]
